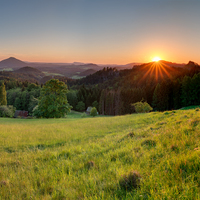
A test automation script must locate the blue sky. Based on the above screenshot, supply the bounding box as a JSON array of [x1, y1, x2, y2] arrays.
[[0, 0, 200, 64]]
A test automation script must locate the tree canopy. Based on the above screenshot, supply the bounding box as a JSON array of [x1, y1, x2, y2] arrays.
[[34, 79, 72, 118]]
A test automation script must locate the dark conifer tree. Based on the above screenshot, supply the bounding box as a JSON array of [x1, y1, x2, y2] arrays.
[[0, 83, 7, 105]]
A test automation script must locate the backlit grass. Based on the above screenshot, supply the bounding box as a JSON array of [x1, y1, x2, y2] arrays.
[[0, 108, 200, 199]]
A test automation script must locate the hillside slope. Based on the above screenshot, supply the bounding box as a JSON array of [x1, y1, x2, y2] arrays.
[[0, 57, 27, 69], [0, 108, 200, 199]]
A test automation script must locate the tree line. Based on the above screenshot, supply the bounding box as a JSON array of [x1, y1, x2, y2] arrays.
[[0, 63, 200, 118]]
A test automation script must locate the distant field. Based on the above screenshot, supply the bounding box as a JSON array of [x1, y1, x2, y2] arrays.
[[42, 72, 64, 77], [0, 68, 13, 71], [71, 75, 86, 79], [0, 108, 200, 199]]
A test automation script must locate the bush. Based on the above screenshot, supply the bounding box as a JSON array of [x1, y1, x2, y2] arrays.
[[0, 105, 16, 118], [90, 107, 97, 117], [119, 171, 141, 191], [81, 113, 87, 118], [26, 116, 33, 119], [132, 101, 153, 113]]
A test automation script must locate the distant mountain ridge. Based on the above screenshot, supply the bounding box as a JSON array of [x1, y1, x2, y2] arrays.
[[0, 57, 141, 79], [0, 57, 199, 84], [0, 57, 27, 68]]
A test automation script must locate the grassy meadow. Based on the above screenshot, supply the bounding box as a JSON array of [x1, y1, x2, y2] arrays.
[[0, 108, 200, 199]]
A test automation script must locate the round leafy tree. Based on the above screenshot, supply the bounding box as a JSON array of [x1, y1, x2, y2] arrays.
[[90, 107, 97, 117], [34, 79, 72, 118]]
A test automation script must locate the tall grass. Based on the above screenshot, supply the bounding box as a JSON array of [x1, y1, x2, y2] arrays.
[[0, 109, 199, 199]]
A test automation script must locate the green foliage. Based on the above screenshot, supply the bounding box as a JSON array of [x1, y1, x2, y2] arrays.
[[32, 105, 43, 118], [76, 101, 85, 111], [90, 107, 98, 117], [67, 90, 78, 109], [7, 88, 21, 106], [28, 96, 38, 114], [0, 83, 7, 105], [27, 83, 39, 91], [34, 79, 72, 118], [92, 100, 99, 110], [181, 74, 200, 106], [7, 87, 40, 112], [152, 82, 171, 111], [0, 105, 15, 117], [133, 101, 153, 113]]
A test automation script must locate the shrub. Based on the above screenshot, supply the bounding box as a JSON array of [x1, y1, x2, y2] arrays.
[[132, 101, 153, 113], [81, 113, 87, 118], [26, 116, 33, 119], [0, 105, 16, 118], [119, 171, 141, 191], [90, 107, 98, 117]]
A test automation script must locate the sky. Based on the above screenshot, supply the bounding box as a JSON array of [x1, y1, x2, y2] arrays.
[[0, 0, 200, 64]]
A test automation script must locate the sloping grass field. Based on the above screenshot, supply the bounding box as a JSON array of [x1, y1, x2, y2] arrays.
[[0, 109, 200, 199]]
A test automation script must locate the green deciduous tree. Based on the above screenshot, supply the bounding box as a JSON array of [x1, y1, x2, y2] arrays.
[[34, 79, 72, 118], [90, 107, 97, 117], [0, 105, 15, 117]]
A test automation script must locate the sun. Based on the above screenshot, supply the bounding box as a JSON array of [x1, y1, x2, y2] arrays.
[[152, 57, 161, 62]]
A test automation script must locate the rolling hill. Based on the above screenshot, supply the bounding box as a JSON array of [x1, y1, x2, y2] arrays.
[[0, 108, 199, 199], [14, 66, 44, 75], [76, 60, 200, 87]]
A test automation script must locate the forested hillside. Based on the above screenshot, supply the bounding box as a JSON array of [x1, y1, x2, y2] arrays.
[[1, 60, 200, 115], [68, 60, 200, 115]]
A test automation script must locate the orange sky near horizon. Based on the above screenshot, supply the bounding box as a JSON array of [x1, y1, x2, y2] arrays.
[[1, 1, 200, 65]]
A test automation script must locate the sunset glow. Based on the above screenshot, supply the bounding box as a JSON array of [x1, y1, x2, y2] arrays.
[[152, 57, 161, 62], [0, 1, 200, 64], [139, 60, 174, 84]]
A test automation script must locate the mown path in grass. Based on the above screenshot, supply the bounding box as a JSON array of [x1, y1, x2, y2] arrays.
[[0, 109, 200, 199]]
